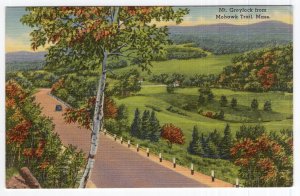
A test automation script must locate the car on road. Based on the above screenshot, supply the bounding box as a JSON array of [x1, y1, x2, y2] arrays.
[[55, 104, 62, 111]]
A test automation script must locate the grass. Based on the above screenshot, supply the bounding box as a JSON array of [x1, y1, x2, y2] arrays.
[[115, 86, 293, 146], [6, 167, 19, 180], [115, 54, 236, 78]]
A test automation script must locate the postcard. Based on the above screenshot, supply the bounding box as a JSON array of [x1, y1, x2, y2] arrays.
[[4, 4, 293, 190]]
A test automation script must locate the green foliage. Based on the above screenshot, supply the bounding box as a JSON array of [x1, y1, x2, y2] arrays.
[[231, 129, 293, 187], [218, 44, 293, 92], [130, 109, 161, 142], [130, 108, 141, 138], [166, 84, 175, 93], [6, 81, 85, 188], [251, 99, 259, 110], [219, 95, 228, 107], [108, 59, 128, 69], [197, 87, 214, 106], [141, 110, 151, 140], [231, 97, 237, 108], [198, 93, 206, 106], [149, 111, 161, 142], [219, 124, 233, 159], [112, 69, 141, 97], [6, 61, 45, 72], [264, 100, 272, 111], [236, 124, 266, 140], [188, 126, 204, 156], [21, 7, 189, 73], [155, 44, 207, 60]]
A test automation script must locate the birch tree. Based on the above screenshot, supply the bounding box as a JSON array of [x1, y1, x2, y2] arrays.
[[21, 6, 188, 188]]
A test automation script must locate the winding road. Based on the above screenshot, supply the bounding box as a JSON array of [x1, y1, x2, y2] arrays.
[[35, 89, 232, 188]]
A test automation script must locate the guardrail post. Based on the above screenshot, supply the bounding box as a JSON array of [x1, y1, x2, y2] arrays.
[[211, 170, 215, 182], [190, 163, 194, 175], [159, 153, 162, 162], [104, 130, 107, 135], [127, 140, 130, 148], [173, 157, 176, 168], [146, 148, 149, 157], [114, 134, 117, 141], [120, 137, 123, 144], [235, 178, 239, 188], [136, 144, 139, 152]]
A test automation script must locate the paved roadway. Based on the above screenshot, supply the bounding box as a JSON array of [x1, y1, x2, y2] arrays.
[[35, 89, 206, 188]]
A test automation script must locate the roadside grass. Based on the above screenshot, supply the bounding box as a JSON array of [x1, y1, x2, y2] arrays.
[[118, 131, 240, 185], [6, 167, 19, 181]]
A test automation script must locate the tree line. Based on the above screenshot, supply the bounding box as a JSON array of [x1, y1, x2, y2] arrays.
[[218, 44, 293, 92], [188, 123, 292, 186]]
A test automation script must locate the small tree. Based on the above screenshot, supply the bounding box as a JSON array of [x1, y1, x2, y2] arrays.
[[207, 91, 214, 102], [198, 93, 206, 106], [161, 123, 185, 149], [149, 110, 161, 142], [215, 110, 225, 120], [130, 108, 141, 138], [116, 104, 129, 133], [188, 126, 203, 156], [140, 110, 151, 139], [219, 124, 233, 159], [206, 139, 219, 159], [220, 95, 228, 107], [116, 104, 128, 121], [251, 99, 259, 110], [231, 97, 237, 108], [263, 100, 272, 111]]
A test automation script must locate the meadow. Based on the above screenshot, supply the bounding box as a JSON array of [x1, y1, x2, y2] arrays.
[[115, 86, 293, 145], [116, 53, 236, 77]]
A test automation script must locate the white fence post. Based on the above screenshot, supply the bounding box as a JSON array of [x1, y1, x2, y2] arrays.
[[211, 170, 215, 182], [114, 134, 117, 141], [120, 137, 123, 144], [127, 140, 130, 148], [146, 148, 149, 157], [190, 163, 194, 175], [136, 144, 139, 152], [173, 157, 176, 168], [235, 178, 239, 188], [159, 153, 162, 162]]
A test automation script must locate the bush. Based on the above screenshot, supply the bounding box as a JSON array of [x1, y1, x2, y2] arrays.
[[220, 95, 228, 107], [263, 100, 272, 111], [251, 99, 259, 110]]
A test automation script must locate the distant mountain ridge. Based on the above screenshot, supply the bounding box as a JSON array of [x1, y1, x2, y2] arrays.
[[168, 20, 292, 54], [6, 21, 292, 62], [6, 51, 46, 63], [169, 20, 292, 36]]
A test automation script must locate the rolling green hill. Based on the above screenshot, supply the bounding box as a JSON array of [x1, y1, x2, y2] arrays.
[[116, 53, 236, 78]]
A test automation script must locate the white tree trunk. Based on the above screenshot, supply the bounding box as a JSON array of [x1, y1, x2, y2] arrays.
[[79, 51, 108, 188]]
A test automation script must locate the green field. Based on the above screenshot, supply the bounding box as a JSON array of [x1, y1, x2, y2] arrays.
[[115, 86, 293, 145], [116, 54, 236, 78]]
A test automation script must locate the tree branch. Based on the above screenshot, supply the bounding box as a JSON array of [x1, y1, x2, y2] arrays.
[[110, 43, 128, 54]]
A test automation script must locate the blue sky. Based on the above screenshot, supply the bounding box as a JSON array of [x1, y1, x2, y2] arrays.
[[6, 6, 293, 52]]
